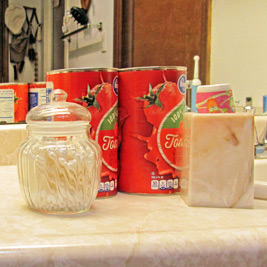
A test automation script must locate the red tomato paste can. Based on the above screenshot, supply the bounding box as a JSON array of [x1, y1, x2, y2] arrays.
[[118, 66, 187, 194], [29, 82, 53, 109], [47, 68, 118, 198], [0, 82, 28, 123]]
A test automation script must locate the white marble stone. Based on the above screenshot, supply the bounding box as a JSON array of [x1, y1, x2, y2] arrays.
[[0, 166, 267, 266], [181, 113, 254, 208]]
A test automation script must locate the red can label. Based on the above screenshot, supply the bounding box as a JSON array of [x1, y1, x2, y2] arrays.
[[96, 102, 118, 172], [118, 67, 187, 194], [47, 69, 118, 197], [0, 83, 28, 123]]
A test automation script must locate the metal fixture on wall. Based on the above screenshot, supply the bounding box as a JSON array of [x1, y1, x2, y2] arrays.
[[61, 21, 103, 41]]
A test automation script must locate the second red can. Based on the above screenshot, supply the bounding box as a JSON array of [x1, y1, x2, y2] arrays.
[[118, 66, 187, 194], [46, 68, 118, 198]]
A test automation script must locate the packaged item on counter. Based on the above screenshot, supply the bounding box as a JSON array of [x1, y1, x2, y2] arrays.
[[118, 66, 187, 194], [0, 83, 28, 123], [47, 68, 118, 198], [28, 81, 53, 109], [17, 89, 102, 214], [181, 113, 254, 208], [196, 84, 235, 113]]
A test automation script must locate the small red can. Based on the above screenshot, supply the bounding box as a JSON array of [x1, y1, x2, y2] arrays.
[[118, 66, 187, 194], [46, 68, 118, 198], [0, 83, 28, 123]]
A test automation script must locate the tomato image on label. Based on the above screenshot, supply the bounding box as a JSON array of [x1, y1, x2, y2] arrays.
[[134, 72, 185, 178], [136, 72, 184, 128]]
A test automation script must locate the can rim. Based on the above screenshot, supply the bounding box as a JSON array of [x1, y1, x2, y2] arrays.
[[197, 83, 231, 93], [47, 67, 118, 75], [29, 82, 47, 85], [119, 66, 187, 72], [0, 82, 28, 86]]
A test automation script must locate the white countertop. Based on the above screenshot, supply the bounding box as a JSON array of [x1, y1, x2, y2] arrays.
[[0, 124, 27, 166], [1, 165, 267, 266]]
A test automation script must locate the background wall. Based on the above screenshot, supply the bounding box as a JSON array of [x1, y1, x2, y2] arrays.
[[8, 0, 43, 83], [8, 0, 266, 110], [64, 0, 114, 68], [53, 0, 65, 70], [42, 0, 53, 77], [210, 0, 267, 109]]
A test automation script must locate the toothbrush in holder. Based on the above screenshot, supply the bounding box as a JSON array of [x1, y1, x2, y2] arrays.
[[191, 55, 201, 112]]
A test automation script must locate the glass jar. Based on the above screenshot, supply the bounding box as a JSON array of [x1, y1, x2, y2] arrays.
[[17, 89, 102, 214]]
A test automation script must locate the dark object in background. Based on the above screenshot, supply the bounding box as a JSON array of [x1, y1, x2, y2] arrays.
[[5, 4, 27, 79], [70, 7, 88, 25], [28, 47, 36, 61], [13, 65, 17, 80], [9, 29, 28, 63], [70, 0, 91, 25], [18, 61, 25, 73], [9, 29, 28, 79]]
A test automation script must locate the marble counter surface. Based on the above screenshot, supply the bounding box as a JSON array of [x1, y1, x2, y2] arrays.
[[0, 124, 27, 166], [1, 166, 267, 266]]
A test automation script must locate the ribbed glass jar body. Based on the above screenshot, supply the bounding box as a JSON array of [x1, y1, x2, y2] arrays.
[[17, 126, 101, 214]]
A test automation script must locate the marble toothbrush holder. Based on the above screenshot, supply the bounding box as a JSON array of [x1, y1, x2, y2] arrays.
[[180, 113, 254, 208]]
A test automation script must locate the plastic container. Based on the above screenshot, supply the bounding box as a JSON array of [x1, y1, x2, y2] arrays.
[[196, 84, 235, 113], [17, 89, 102, 214]]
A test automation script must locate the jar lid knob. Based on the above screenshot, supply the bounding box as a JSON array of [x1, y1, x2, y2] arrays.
[[50, 89, 68, 102]]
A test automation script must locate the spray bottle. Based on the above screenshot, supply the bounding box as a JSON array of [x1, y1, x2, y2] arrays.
[[191, 55, 201, 112]]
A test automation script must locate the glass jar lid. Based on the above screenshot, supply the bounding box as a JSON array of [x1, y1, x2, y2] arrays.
[[26, 89, 91, 126]]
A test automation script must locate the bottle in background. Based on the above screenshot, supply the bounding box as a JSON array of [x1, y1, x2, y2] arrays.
[[243, 97, 256, 114]]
